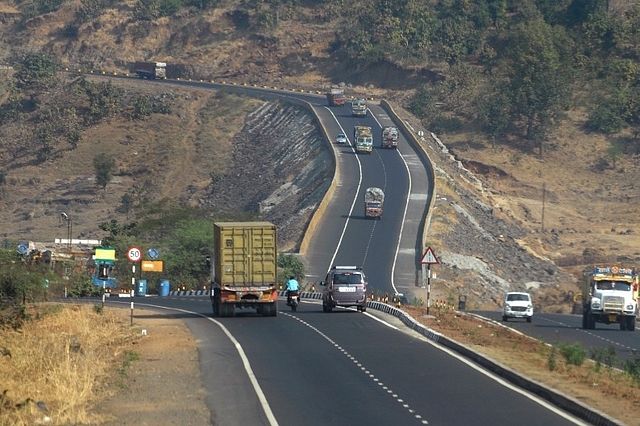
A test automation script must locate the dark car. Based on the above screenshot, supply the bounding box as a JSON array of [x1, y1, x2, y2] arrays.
[[321, 265, 368, 312]]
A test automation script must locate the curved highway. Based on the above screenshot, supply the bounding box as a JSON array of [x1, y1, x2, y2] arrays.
[[474, 310, 640, 364], [87, 73, 616, 425]]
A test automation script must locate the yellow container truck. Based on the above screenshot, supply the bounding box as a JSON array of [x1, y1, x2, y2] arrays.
[[209, 222, 279, 317]]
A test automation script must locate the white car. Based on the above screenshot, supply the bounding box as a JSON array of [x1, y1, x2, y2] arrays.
[[502, 292, 533, 322], [335, 133, 347, 144]]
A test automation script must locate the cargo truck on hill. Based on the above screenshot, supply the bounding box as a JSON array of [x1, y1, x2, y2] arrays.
[[364, 187, 384, 219], [326, 88, 345, 106], [581, 265, 638, 331], [351, 98, 368, 117], [209, 222, 279, 317], [381, 127, 399, 149], [354, 125, 373, 154], [134, 61, 167, 79]]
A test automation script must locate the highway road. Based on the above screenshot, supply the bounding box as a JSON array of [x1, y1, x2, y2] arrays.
[[89, 74, 621, 425], [473, 310, 640, 364], [110, 296, 586, 426]]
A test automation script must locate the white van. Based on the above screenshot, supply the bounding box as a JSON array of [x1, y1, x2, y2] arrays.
[[503, 292, 533, 322]]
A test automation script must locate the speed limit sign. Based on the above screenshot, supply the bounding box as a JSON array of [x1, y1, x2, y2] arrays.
[[126, 246, 142, 262]]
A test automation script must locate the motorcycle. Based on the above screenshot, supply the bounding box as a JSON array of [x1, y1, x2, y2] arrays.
[[287, 291, 300, 312]]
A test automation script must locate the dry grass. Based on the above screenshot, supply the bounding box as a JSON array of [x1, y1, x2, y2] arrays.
[[0, 303, 142, 426]]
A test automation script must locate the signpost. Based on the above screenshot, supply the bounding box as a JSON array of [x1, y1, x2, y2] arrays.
[[126, 246, 142, 262], [126, 247, 142, 297], [420, 246, 439, 315]]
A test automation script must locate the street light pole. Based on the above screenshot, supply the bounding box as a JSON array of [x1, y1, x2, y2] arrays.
[[60, 212, 72, 250]]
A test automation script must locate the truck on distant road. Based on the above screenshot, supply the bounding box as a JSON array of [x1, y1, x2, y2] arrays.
[[364, 187, 384, 219], [353, 126, 373, 154], [581, 265, 638, 331], [209, 222, 279, 317], [134, 61, 167, 79], [381, 126, 398, 149], [351, 98, 367, 117], [326, 88, 345, 106]]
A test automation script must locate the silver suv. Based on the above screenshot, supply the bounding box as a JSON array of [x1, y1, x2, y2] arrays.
[[321, 265, 368, 312]]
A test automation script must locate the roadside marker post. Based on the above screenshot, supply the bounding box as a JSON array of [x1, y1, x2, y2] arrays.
[[420, 247, 440, 316]]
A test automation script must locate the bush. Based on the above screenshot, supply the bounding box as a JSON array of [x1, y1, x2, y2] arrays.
[[557, 342, 586, 366], [430, 116, 463, 133], [586, 104, 626, 134]]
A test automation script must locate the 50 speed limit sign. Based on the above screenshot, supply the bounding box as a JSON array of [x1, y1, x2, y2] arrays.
[[126, 246, 142, 262]]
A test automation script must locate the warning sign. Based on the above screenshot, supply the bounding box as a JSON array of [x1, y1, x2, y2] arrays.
[[420, 247, 439, 265]]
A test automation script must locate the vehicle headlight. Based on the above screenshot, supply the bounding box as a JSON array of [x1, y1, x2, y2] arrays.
[[591, 299, 601, 309], [505, 304, 511, 310], [527, 304, 533, 310], [626, 304, 635, 311]]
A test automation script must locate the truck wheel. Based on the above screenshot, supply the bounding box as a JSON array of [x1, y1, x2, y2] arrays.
[[220, 304, 235, 317], [217, 302, 226, 317], [502, 315, 508, 322], [269, 302, 277, 317], [586, 315, 596, 330], [620, 321, 627, 331], [627, 316, 636, 331]]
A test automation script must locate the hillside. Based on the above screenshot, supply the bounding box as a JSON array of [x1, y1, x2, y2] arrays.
[[1, 0, 640, 308]]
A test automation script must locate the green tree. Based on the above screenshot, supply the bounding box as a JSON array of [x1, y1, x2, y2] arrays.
[[83, 80, 123, 123], [504, 18, 574, 155], [93, 153, 116, 191], [607, 144, 623, 169], [163, 219, 213, 290], [98, 219, 139, 248], [476, 77, 511, 140], [118, 193, 136, 218], [277, 253, 305, 285], [14, 52, 60, 90]]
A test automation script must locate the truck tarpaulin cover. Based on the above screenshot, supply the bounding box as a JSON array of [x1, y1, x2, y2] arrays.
[[365, 187, 384, 202]]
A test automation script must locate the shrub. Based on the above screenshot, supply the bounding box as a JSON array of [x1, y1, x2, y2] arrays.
[[430, 116, 463, 133], [586, 104, 626, 134], [557, 342, 586, 366]]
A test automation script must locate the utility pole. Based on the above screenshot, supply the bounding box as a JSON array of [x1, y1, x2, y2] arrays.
[[541, 183, 546, 233]]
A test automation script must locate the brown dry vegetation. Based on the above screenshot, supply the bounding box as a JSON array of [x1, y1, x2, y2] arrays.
[[0, 303, 208, 426]]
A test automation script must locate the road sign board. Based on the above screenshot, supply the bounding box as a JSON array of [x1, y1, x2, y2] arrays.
[[420, 246, 439, 265], [126, 246, 142, 262], [141, 260, 164, 272], [148, 248, 159, 260]]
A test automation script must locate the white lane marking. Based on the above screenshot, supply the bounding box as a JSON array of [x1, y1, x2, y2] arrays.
[[324, 107, 364, 273], [366, 312, 590, 426], [535, 315, 638, 352], [283, 312, 429, 424], [115, 302, 279, 426]]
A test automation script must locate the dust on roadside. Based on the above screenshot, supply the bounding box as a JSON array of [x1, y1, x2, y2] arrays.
[[93, 308, 210, 426]]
